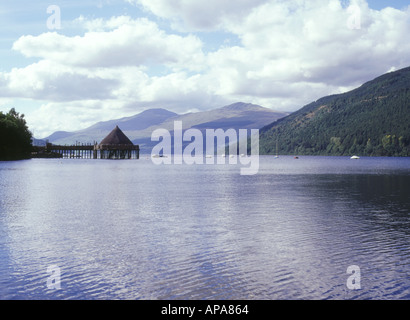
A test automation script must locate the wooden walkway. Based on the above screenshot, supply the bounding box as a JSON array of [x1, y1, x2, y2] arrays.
[[32, 143, 139, 159]]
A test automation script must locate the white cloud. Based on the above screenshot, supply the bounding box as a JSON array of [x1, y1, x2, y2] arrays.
[[3, 1, 410, 137], [13, 17, 205, 70], [200, 0, 410, 105], [27, 100, 127, 138], [0, 60, 118, 101], [129, 0, 267, 31]]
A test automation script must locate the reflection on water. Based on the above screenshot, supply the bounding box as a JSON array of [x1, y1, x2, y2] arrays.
[[0, 156, 409, 299]]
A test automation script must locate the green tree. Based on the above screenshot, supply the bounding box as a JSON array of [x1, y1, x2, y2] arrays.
[[364, 138, 373, 155], [259, 66, 410, 157], [0, 108, 33, 160]]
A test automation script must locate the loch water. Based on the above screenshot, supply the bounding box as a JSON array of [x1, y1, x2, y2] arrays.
[[0, 156, 409, 300]]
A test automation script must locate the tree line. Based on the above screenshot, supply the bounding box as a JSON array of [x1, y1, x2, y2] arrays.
[[0, 108, 33, 161], [259, 67, 410, 157]]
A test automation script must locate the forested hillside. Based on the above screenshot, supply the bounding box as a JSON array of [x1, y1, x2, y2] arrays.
[[259, 67, 410, 157]]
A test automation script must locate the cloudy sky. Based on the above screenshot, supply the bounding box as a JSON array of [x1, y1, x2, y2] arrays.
[[1, 0, 410, 138]]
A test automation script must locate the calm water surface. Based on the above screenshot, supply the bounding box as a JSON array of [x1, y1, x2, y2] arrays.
[[0, 156, 409, 300]]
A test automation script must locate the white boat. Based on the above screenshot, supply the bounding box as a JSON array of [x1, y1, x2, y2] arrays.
[[350, 155, 360, 159]]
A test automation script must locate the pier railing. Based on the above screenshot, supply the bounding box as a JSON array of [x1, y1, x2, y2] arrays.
[[32, 143, 139, 159]]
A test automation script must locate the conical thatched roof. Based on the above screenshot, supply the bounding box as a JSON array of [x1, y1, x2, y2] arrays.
[[99, 126, 134, 146]]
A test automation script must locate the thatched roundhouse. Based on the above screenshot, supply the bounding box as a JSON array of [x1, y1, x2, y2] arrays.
[[96, 126, 139, 159]]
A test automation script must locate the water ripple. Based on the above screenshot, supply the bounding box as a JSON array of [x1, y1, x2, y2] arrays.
[[1, 158, 409, 299]]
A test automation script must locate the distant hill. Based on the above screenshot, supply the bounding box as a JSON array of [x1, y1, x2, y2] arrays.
[[86, 108, 178, 132], [43, 102, 288, 153], [42, 108, 179, 146], [32, 137, 47, 146], [132, 102, 288, 153], [43, 131, 73, 142], [259, 66, 410, 157]]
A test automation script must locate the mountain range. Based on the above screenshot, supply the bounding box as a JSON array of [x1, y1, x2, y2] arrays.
[[39, 66, 410, 157], [259, 66, 410, 157], [40, 102, 289, 153]]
